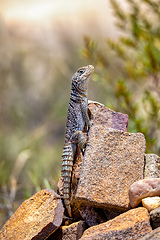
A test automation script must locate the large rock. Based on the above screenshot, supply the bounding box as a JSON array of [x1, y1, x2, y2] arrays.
[[57, 103, 129, 218], [144, 154, 160, 179], [80, 207, 152, 240], [0, 189, 64, 240], [140, 227, 160, 240], [76, 125, 145, 211], [129, 178, 160, 208], [49, 221, 87, 240]]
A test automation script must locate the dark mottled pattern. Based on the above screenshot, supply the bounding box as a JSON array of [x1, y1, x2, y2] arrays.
[[150, 207, 160, 229], [61, 65, 94, 217], [65, 98, 85, 144], [140, 226, 160, 240]]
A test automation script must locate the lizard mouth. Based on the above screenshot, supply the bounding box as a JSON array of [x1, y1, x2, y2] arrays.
[[84, 65, 94, 77], [87, 65, 94, 74]]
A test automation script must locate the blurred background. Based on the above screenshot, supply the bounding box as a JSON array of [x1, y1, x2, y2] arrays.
[[0, 0, 159, 227]]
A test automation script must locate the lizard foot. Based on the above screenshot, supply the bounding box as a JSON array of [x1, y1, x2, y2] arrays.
[[70, 131, 87, 150]]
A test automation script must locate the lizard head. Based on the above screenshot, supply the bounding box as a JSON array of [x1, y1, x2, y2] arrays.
[[71, 65, 94, 93]]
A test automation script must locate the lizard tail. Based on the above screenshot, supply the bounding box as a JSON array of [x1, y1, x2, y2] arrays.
[[62, 142, 74, 217], [63, 199, 72, 218]]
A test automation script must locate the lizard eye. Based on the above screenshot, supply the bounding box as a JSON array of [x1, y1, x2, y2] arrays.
[[78, 69, 85, 75]]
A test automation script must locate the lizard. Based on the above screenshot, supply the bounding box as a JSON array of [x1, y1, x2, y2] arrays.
[[61, 65, 94, 217]]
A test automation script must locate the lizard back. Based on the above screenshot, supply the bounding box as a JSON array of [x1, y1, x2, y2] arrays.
[[65, 97, 84, 144]]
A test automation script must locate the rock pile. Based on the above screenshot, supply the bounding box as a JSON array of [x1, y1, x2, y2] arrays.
[[0, 102, 160, 239]]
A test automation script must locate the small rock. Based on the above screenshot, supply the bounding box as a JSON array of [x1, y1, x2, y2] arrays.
[[80, 206, 107, 227], [142, 197, 160, 212], [150, 207, 160, 229], [129, 178, 160, 208], [0, 189, 64, 240], [88, 102, 128, 131], [80, 207, 152, 240], [76, 125, 145, 211], [144, 154, 160, 179], [49, 221, 87, 240], [140, 226, 160, 239]]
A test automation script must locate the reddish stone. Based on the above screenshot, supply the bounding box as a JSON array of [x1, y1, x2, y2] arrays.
[[80, 207, 152, 240], [72, 103, 129, 217], [88, 102, 128, 131], [57, 103, 129, 218], [0, 189, 64, 240], [49, 221, 87, 240], [129, 178, 160, 208], [76, 125, 145, 211]]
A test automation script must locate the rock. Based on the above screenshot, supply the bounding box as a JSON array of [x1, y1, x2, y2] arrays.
[[129, 178, 160, 208], [76, 125, 145, 211], [0, 189, 64, 240], [142, 197, 160, 212], [80, 207, 152, 240], [103, 209, 122, 221], [144, 154, 160, 179], [88, 102, 128, 131], [80, 206, 122, 227], [48, 221, 87, 240], [150, 207, 160, 229], [57, 103, 129, 218], [140, 227, 160, 239], [80, 206, 107, 227]]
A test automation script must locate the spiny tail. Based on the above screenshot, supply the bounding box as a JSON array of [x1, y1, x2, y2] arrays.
[[61, 141, 74, 217]]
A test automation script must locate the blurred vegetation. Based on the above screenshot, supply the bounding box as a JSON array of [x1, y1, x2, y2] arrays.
[[82, 0, 160, 155], [0, 0, 160, 228], [0, 18, 88, 226]]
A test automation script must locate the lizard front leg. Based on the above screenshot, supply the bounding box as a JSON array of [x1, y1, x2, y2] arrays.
[[81, 98, 91, 131], [70, 131, 88, 150]]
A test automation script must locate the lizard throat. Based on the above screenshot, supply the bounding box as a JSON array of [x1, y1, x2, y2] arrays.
[[71, 83, 88, 99]]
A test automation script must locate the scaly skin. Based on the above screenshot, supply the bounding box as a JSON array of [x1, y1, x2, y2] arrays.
[[61, 65, 94, 217]]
